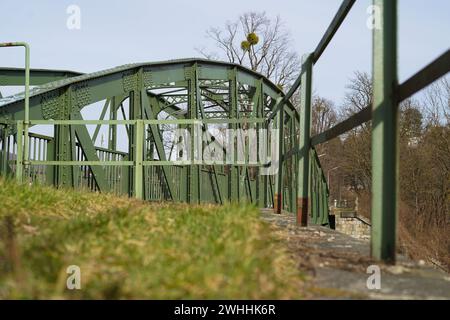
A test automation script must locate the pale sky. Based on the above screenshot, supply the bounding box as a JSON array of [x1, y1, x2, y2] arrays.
[[1, 0, 449, 106]]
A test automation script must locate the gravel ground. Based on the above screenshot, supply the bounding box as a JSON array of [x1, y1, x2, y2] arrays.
[[261, 209, 450, 300]]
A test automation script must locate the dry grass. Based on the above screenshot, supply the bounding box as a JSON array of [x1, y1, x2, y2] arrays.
[[398, 202, 450, 272], [356, 192, 449, 272]]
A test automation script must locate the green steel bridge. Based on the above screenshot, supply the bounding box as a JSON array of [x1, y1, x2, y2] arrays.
[[0, 0, 448, 263]]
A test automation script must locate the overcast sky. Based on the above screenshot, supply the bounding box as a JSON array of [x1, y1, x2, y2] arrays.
[[1, 0, 449, 106]]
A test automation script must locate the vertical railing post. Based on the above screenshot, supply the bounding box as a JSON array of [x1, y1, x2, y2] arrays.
[[274, 99, 284, 214], [289, 118, 296, 213], [228, 67, 239, 202], [188, 63, 201, 204], [23, 44, 30, 182], [296, 53, 313, 226], [16, 121, 24, 182], [0, 126, 7, 175], [134, 120, 144, 199], [0, 42, 30, 182], [371, 0, 398, 263]]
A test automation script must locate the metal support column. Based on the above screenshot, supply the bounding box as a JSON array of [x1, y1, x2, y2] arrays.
[[297, 54, 313, 226], [274, 103, 284, 214], [134, 120, 144, 199], [228, 68, 239, 201], [188, 64, 201, 203], [0, 42, 30, 182], [15, 121, 23, 182], [371, 0, 398, 263]]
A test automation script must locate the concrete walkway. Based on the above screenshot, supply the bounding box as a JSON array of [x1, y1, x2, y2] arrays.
[[261, 209, 450, 300]]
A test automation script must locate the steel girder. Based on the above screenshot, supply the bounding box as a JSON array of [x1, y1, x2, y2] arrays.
[[0, 58, 327, 217]]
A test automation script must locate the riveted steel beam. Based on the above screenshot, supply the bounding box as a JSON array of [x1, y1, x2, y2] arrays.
[[0, 67, 82, 86], [0, 58, 307, 213]]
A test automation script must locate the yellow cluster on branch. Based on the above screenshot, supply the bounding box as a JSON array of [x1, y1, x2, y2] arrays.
[[241, 32, 259, 51]]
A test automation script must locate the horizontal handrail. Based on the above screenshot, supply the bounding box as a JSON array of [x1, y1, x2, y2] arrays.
[[29, 160, 133, 166], [312, 0, 356, 64], [398, 49, 450, 102], [93, 145, 128, 156], [311, 106, 371, 146], [26, 119, 266, 126], [26, 132, 127, 156], [267, 80, 302, 121], [268, 0, 356, 122], [28, 131, 54, 141], [27, 160, 269, 167], [311, 49, 450, 146]]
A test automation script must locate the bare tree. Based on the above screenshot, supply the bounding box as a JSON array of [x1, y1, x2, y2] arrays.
[[197, 12, 301, 89], [423, 77, 450, 126], [340, 71, 373, 133], [343, 72, 373, 110], [311, 96, 338, 136]]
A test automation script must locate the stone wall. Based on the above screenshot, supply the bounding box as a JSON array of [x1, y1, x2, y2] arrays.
[[333, 211, 371, 240]]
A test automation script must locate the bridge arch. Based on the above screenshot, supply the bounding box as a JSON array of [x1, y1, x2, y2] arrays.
[[0, 58, 329, 225]]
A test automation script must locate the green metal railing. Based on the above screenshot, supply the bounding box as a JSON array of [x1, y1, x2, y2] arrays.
[[4, 113, 315, 218], [310, 148, 329, 226], [10, 118, 277, 200], [289, 0, 450, 262], [0, 42, 30, 182], [0, 57, 304, 216], [2, 0, 446, 264]]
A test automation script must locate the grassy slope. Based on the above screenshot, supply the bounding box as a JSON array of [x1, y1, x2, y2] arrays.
[[0, 179, 304, 299]]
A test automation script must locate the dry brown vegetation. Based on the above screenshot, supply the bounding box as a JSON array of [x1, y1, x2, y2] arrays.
[[313, 75, 450, 271]]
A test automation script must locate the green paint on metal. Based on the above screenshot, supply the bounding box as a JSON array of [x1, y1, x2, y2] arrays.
[[0, 43, 30, 183], [297, 54, 313, 226], [15, 121, 23, 182], [142, 89, 175, 200], [0, 67, 82, 86], [0, 54, 329, 229], [0, 1, 444, 265], [92, 99, 111, 143], [274, 99, 284, 214], [371, 0, 398, 263], [134, 119, 144, 199], [72, 111, 111, 192]]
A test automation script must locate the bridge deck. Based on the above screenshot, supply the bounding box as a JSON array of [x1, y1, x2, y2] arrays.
[[260, 209, 450, 299]]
